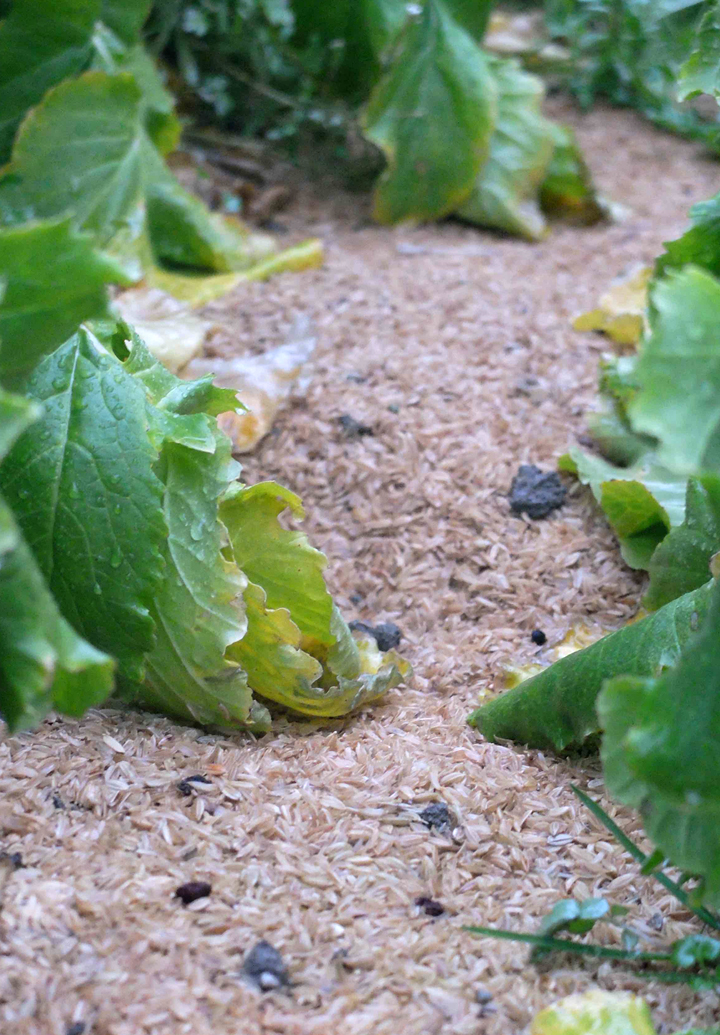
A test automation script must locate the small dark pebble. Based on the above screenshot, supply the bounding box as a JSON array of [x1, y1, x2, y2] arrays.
[[66, 1024, 86, 1035], [243, 940, 289, 991], [0, 851, 24, 869], [476, 988, 493, 1005], [178, 774, 212, 796], [259, 219, 288, 234], [509, 464, 566, 520], [346, 372, 366, 384], [415, 896, 444, 917], [349, 620, 402, 652], [531, 629, 547, 646], [175, 881, 212, 905], [52, 793, 66, 809], [350, 592, 364, 605], [338, 414, 374, 438], [419, 801, 455, 834]]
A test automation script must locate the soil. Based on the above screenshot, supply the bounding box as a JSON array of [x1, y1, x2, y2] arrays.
[[2, 99, 720, 1035]]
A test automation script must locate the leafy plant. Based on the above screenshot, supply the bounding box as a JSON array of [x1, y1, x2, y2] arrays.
[[469, 23, 720, 911], [150, 0, 605, 235], [543, 0, 720, 149], [0, 1, 410, 733]]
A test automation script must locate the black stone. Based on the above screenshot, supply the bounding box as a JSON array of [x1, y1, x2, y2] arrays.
[[415, 896, 444, 917], [338, 414, 374, 438], [175, 881, 211, 905], [349, 620, 402, 652], [66, 1024, 86, 1035], [243, 940, 289, 991], [531, 629, 547, 646], [419, 801, 455, 834], [509, 465, 566, 519]]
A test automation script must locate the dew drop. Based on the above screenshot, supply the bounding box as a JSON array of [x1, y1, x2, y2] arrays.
[[110, 549, 122, 568], [190, 521, 204, 541], [93, 582, 102, 595], [68, 483, 80, 499]]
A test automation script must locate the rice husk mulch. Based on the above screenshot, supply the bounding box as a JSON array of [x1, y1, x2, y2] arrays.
[[2, 100, 719, 1034]]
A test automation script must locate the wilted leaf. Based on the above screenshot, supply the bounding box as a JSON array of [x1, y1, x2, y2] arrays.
[[183, 320, 316, 452], [469, 580, 713, 751], [540, 124, 608, 226], [363, 0, 497, 224], [457, 56, 555, 240], [113, 286, 216, 373], [531, 989, 656, 1035], [573, 266, 652, 346]]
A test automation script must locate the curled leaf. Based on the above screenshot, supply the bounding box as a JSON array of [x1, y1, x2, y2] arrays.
[[573, 266, 652, 347]]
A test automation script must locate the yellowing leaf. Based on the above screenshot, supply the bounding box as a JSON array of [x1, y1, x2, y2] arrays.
[[573, 266, 652, 346], [531, 989, 656, 1035], [147, 238, 324, 306]]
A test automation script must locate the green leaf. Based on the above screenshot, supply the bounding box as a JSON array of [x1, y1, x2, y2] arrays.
[[0, 383, 114, 731], [441, 0, 494, 42], [0, 493, 115, 732], [657, 191, 720, 279], [362, 0, 497, 224], [644, 475, 720, 609], [678, 1, 720, 100], [671, 934, 720, 968], [468, 580, 714, 751], [0, 71, 277, 278], [630, 267, 720, 476], [559, 447, 686, 569], [0, 217, 130, 385], [599, 668, 720, 910], [456, 56, 555, 240], [0, 330, 166, 681], [622, 580, 720, 805], [101, 0, 153, 46], [532, 898, 611, 960], [91, 26, 181, 155], [113, 331, 261, 729], [0, 0, 99, 163]]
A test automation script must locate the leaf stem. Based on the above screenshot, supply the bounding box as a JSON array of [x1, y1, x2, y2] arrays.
[[464, 925, 672, 963]]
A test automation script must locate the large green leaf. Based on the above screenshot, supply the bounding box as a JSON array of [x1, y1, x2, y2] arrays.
[[623, 579, 720, 804], [0, 388, 114, 732], [599, 640, 720, 907], [645, 475, 720, 609], [0, 0, 99, 163], [362, 0, 497, 224], [114, 331, 261, 729], [0, 330, 166, 681], [0, 71, 277, 278], [678, 0, 720, 100], [468, 580, 714, 751], [656, 192, 720, 278], [457, 56, 555, 240], [0, 217, 130, 385], [559, 447, 686, 569], [630, 267, 720, 476]]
